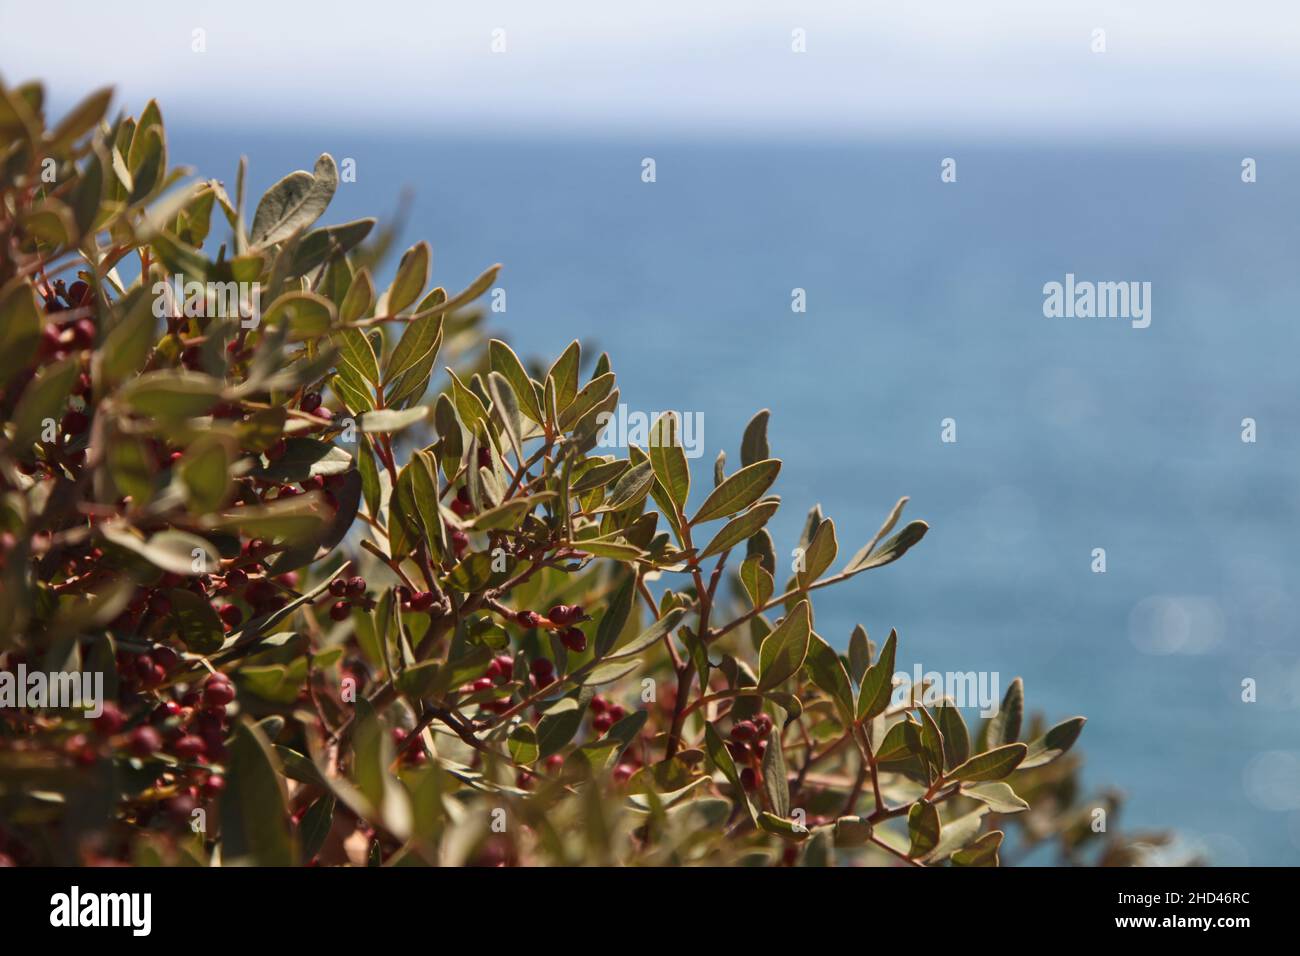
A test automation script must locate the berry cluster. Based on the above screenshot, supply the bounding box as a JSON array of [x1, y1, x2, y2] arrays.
[[726, 712, 775, 791]]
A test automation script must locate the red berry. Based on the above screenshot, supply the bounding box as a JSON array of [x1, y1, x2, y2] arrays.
[[753, 713, 774, 738], [544, 754, 564, 773], [529, 656, 555, 678], [61, 410, 89, 435], [607, 703, 626, 722], [329, 600, 351, 621], [218, 604, 242, 629], [549, 604, 583, 625], [224, 568, 248, 591], [516, 610, 541, 628], [127, 726, 162, 757], [472, 677, 494, 692], [477, 447, 492, 469], [203, 774, 226, 796], [301, 392, 322, 413], [492, 654, 514, 681], [93, 703, 124, 736], [451, 530, 469, 553], [592, 712, 613, 733], [203, 678, 236, 708], [328, 577, 348, 597], [612, 763, 635, 784], [408, 591, 435, 612], [171, 735, 206, 760], [152, 646, 179, 671], [345, 576, 367, 598], [730, 720, 757, 743], [559, 626, 587, 653]]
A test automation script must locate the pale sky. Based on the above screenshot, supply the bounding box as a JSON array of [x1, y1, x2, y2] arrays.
[[2, 0, 1298, 140]]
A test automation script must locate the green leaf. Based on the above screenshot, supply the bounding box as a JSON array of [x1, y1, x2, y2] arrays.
[[97, 288, 158, 387], [937, 702, 970, 770], [847, 624, 871, 685], [982, 677, 1024, 751], [358, 407, 429, 434], [740, 409, 770, 467], [762, 719, 790, 818], [221, 719, 295, 866], [250, 153, 338, 247], [592, 459, 654, 513], [594, 574, 635, 657], [907, 801, 940, 858], [537, 693, 590, 758], [843, 520, 929, 575], [797, 515, 837, 589], [739, 555, 774, 609], [952, 830, 1003, 867], [558, 373, 616, 432], [949, 743, 1028, 782], [508, 724, 540, 765], [805, 632, 854, 726], [607, 607, 686, 661], [488, 339, 544, 425], [386, 241, 430, 315], [963, 782, 1029, 814], [924, 806, 989, 862], [332, 327, 380, 385], [1019, 716, 1086, 770], [11, 355, 78, 452], [262, 291, 336, 341], [648, 413, 690, 513], [855, 629, 898, 721], [546, 341, 581, 411], [0, 280, 43, 389], [757, 600, 811, 691], [100, 524, 217, 577], [119, 370, 224, 421], [298, 794, 336, 863], [690, 459, 781, 525], [178, 437, 231, 513], [699, 499, 780, 560], [168, 588, 225, 654], [339, 268, 376, 325]]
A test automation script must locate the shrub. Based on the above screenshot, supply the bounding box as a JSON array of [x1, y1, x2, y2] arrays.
[[0, 82, 1160, 867]]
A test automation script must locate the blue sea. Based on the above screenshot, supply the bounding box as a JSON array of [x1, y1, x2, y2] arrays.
[[173, 127, 1300, 864]]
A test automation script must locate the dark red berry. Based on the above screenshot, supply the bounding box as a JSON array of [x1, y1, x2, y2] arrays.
[[224, 568, 248, 591], [127, 726, 162, 757], [301, 392, 322, 413], [477, 447, 492, 468], [529, 656, 555, 679], [61, 410, 89, 435], [171, 735, 206, 760], [730, 720, 757, 743], [408, 590, 435, 612], [203, 774, 226, 796], [329, 600, 351, 622], [345, 576, 367, 598], [451, 530, 469, 553], [203, 678, 236, 708], [93, 703, 124, 736], [516, 610, 542, 628], [450, 497, 473, 517], [592, 712, 613, 733], [218, 604, 242, 629], [328, 578, 348, 597], [740, 767, 759, 791], [559, 626, 587, 653]]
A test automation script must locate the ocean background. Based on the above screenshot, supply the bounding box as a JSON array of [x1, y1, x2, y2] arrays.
[[172, 127, 1300, 864]]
